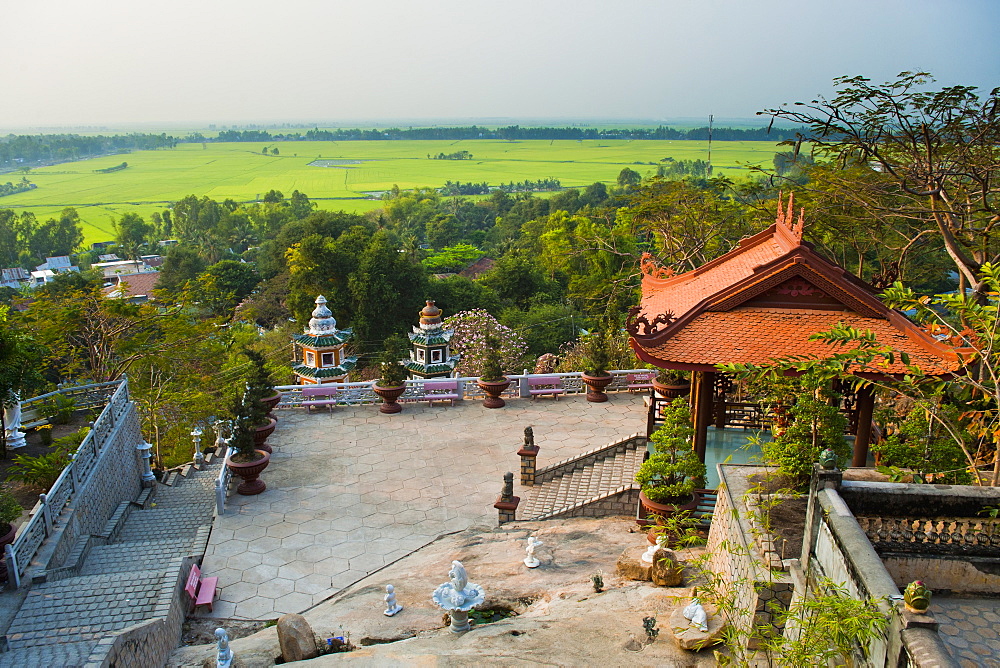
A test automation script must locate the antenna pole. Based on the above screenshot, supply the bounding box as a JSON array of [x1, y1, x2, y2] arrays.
[[707, 114, 713, 177]]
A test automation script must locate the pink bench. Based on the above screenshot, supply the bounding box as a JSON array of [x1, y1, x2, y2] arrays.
[[423, 379, 459, 406], [185, 563, 219, 613], [301, 385, 338, 413], [528, 376, 564, 400], [627, 372, 655, 393]]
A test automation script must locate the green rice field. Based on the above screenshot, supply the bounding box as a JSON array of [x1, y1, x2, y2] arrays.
[[1, 139, 783, 243]]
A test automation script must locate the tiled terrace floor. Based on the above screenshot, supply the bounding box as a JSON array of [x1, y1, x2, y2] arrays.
[[934, 597, 1000, 667], [202, 393, 646, 619]]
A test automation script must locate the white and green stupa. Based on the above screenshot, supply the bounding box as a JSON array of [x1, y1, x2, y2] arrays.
[[404, 300, 460, 380], [292, 295, 357, 384]]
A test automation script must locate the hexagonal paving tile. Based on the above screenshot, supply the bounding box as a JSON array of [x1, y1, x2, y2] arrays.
[[256, 577, 295, 600]]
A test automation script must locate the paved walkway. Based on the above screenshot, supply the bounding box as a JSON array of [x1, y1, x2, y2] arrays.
[[0, 457, 219, 667], [202, 393, 646, 619], [934, 597, 1000, 667]]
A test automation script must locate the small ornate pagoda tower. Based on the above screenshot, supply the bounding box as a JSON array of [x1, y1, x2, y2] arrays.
[[292, 295, 357, 384], [404, 300, 460, 380]]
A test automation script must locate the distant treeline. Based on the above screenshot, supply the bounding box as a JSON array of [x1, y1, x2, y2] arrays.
[[432, 150, 473, 160], [94, 162, 128, 173], [0, 124, 808, 168], [0, 133, 176, 168], [440, 178, 561, 196], [0, 178, 35, 197], [212, 124, 810, 143]]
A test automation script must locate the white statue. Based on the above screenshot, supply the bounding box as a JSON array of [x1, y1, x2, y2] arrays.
[[449, 560, 468, 591], [383, 584, 402, 616], [682, 598, 708, 632], [523, 536, 543, 568], [215, 627, 234, 668], [642, 535, 666, 564], [3, 396, 26, 450]]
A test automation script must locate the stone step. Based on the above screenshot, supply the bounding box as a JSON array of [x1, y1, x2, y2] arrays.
[[116, 506, 213, 543], [80, 538, 193, 576], [0, 639, 98, 667], [519, 442, 645, 520], [5, 570, 167, 649]]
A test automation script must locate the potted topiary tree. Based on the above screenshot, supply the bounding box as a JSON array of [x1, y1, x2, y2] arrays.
[[0, 488, 22, 582], [372, 349, 408, 414], [245, 348, 281, 414], [652, 369, 690, 399], [581, 330, 613, 402], [477, 340, 511, 408], [225, 393, 271, 495], [635, 397, 706, 520], [242, 349, 277, 448]]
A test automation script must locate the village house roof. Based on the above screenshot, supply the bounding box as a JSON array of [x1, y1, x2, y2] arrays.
[[458, 257, 495, 279], [629, 194, 962, 376], [102, 272, 160, 302]]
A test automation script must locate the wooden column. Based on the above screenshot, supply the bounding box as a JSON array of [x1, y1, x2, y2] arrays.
[[852, 385, 875, 468], [692, 370, 715, 463]]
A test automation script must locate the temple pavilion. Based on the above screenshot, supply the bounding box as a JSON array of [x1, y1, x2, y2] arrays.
[[628, 194, 961, 467], [292, 295, 357, 384], [404, 300, 460, 380]]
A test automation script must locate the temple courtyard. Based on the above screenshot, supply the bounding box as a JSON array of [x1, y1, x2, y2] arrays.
[[202, 394, 654, 619]]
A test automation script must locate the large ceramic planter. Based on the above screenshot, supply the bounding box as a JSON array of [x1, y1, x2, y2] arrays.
[[227, 450, 271, 495], [478, 378, 511, 408], [638, 489, 701, 526], [372, 383, 406, 414], [260, 390, 282, 413], [0, 523, 16, 582], [652, 379, 691, 399], [253, 417, 276, 446], [582, 373, 613, 403]]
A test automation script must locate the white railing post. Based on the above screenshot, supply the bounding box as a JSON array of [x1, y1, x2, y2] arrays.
[[39, 494, 52, 535], [519, 370, 530, 398], [5, 544, 19, 588]]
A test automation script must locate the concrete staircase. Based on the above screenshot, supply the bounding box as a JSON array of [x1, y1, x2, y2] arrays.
[[0, 457, 220, 667], [517, 434, 647, 521]]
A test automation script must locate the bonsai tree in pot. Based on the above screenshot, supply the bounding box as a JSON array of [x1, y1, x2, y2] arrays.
[[635, 397, 706, 520], [242, 349, 277, 446], [0, 488, 23, 582], [477, 339, 511, 408], [225, 392, 271, 495], [652, 369, 691, 398], [581, 330, 614, 402], [245, 348, 281, 413], [372, 346, 409, 414]]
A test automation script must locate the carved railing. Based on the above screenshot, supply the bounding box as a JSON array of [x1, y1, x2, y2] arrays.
[[17, 380, 122, 428], [5, 379, 129, 588], [856, 515, 1000, 557], [275, 369, 651, 408]]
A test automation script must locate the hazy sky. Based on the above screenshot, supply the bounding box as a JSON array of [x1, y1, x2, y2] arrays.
[[3, 0, 997, 128]]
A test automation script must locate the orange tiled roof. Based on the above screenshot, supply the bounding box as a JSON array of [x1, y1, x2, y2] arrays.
[[629, 195, 959, 376], [632, 307, 960, 375], [639, 226, 796, 320]]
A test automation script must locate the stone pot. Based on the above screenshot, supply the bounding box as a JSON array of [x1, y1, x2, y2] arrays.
[[0, 522, 16, 582], [638, 489, 701, 526], [227, 449, 271, 495], [652, 379, 691, 399], [260, 390, 282, 413], [581, 372, 613, 402], [372, 383, 406, 414], [254, 417, 276, 447], [477, 378, 511, 409]]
